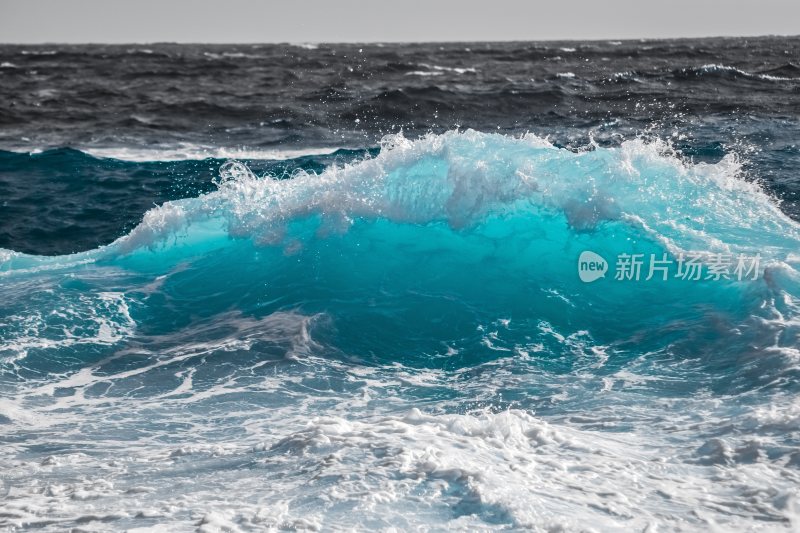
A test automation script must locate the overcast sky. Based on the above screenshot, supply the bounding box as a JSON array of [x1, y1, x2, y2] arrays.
[[1, 0, 798, 43]]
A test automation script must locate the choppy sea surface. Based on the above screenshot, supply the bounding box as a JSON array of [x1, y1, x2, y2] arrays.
[[1, 38, 800, 531]]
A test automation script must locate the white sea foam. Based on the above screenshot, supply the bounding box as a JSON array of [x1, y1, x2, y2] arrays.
[[689, 63, 794, 82], [417, 63, 478, 74], [203, 51, 262, 60], [82, 144, 342, 162], [2, 395, 799, 531], [405, 70, 444, 77], [0, 291, 135, 363], [20, 49, 58, 55]]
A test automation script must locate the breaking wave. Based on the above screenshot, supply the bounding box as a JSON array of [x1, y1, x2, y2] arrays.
[[2, 130, 800, 530]]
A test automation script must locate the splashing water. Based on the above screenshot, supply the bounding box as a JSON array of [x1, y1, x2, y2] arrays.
[[1, 130, 800, 531]]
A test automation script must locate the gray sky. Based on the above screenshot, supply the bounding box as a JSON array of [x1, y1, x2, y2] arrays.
[[1, 0, 798, 43]]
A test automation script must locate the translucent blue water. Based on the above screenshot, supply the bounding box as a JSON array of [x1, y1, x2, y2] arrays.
[[1, 131, 799, 530]]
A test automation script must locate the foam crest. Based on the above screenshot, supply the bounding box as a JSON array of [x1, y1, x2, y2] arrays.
[[108, 130, 798, 262]]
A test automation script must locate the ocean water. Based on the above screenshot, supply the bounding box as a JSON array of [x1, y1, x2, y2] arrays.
[[1, 39, 800, 531]]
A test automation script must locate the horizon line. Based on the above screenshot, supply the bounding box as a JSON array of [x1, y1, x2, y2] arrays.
[[2, 33, 799, 46]]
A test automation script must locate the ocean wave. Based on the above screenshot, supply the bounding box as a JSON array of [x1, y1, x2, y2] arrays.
[[2, 144, 345, 162], [84, 145, 343, 162], [679, 63, 797, 82], [2, 130, 799, 386], [289, 42, 320, 50], [607, 70, 643, 83], [417, 63, 478, 75], [19, 49, 58, 56], [1, 130, 798, 379], [405, 70, 444, 77], [203, 51, 263, 60], [113, 130, 796, 259], [2, 130, 800, 530], [2, 38, 800, 531], [3, 129, 797, 264]]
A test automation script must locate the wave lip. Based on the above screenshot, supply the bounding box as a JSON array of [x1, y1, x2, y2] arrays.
[[110, 129, 798, 259]]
